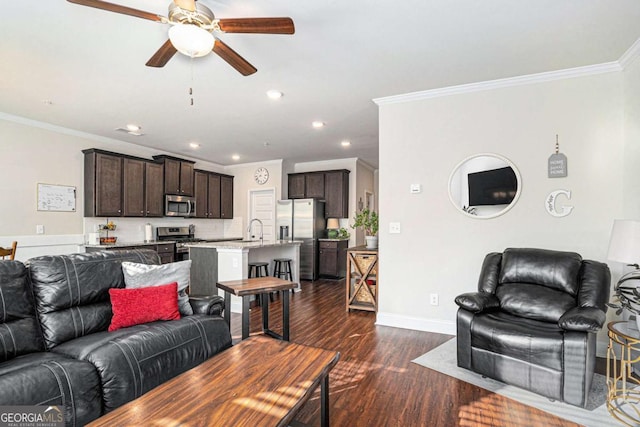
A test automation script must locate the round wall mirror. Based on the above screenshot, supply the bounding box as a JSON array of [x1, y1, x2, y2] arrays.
[[448, 153, 522, 219]]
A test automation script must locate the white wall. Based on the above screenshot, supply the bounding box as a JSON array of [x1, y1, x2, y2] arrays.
[[377, 70, 625, 353]]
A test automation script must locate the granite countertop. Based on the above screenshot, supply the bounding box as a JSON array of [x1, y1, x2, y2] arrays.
[[318, 238, 350, 242], [83, 237, 242, 249], [188, 240, 303, 250], [83, 240, 168, 248]]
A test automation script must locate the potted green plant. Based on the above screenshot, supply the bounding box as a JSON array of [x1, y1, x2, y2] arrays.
[[351, 209, 379, 249]]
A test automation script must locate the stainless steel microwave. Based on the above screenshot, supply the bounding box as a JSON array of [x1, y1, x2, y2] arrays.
[[165, 195, 196, 217]]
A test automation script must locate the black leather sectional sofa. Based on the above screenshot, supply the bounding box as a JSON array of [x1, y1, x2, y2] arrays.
[[0, 250, 232, 426]]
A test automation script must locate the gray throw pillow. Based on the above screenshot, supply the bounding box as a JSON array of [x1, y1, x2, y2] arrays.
[[121, 260, 194, 316]]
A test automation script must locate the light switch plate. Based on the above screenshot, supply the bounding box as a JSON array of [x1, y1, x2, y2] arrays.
[[389, 222, 401, 234], [36, 224, 44, 234]]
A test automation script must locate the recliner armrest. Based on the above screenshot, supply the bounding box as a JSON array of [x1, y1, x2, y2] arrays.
[[189, 295, 225, 316], [558, 307, 606, 332], [455, 292, 500, 313]]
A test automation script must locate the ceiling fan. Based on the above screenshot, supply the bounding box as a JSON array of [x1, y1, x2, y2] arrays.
[[67, 0, 295, 76]]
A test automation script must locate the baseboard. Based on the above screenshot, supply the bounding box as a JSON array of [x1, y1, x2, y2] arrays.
[[376, 312, 456, 336]]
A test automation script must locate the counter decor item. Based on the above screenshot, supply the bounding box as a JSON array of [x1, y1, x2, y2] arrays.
[[337, 227, 350, 239], [99, 220, 117, 245], [351, 209, 378, 249]]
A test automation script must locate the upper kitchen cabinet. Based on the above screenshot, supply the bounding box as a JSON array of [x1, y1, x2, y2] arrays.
[[287, 170, 350, 218], [287, 172, 325, 199], [324, 170, 350, 218], [84, 149, 164, 218], [220, 175, 234, 219], [305, 172, 325, 199], [194, 170, 223, 219], [152, 155, 195, 196], [84, 149, 123, 217], [144, 161, 164, 217], [288, 174, 306, 199]]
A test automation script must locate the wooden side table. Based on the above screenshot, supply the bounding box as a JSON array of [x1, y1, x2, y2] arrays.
[[217, 277, 296, 341], [607, 320, 640, 425], [345, 246, 378, 312]]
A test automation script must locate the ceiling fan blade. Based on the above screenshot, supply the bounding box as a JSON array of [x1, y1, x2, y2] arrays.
[[213, 40, 257, 76], [146, 40, 177, 68], [174, 0, 196, 12], [217, 18, 295, 34], [67, 0, 162, 22]]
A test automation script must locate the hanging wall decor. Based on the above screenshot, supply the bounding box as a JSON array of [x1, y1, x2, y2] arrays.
[[545, 189, 573, 217], [548, 135, 568, 178]]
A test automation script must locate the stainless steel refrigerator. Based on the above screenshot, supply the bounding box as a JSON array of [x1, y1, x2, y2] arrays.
[[276, 199, 326, 280]]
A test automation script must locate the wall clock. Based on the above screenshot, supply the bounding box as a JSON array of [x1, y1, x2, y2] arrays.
[[254, 167, 269, 185]]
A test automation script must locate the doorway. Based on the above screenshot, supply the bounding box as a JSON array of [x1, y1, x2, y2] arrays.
[[248, 188, 276, 241]]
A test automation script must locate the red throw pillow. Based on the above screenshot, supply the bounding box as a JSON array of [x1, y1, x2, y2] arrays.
[[109, 282, 181, 331]]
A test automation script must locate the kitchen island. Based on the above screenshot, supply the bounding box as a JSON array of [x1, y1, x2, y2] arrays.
[[188, 240, 302, 314]]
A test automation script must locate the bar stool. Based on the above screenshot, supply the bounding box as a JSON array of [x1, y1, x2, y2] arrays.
[[273, 258, 293, 281], [248, 262, 269, 278], [249, 262, 272, 304]]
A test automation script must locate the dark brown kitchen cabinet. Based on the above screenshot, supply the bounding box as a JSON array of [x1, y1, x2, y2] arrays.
[[319, 240, 348, 278], [152, 155, 195, 196], [305, 172, 325, 198], [221, 175, 234, 219], [287, 172, 325, 199], [123, 158, 145, 216], [83, 150, 123, 217], [325, 170, 350, 218], [144, 162, 164, 217], [288, 174, 306, 199], [194, 170, 223, 218]]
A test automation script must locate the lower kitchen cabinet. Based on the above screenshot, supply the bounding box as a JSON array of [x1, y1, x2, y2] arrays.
[[319, 239, 348, 278]]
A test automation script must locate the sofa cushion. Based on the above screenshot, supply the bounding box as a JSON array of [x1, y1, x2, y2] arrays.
[[471, 311, 564, 371], [108, 282, 181, 331], [121, 260, 194, 316], [51, 315, 232, 412], [499, 248, 582, 296], [496, 282, 576, 322], [27, 250, 160, 349], [0, 353, 102, 426], [0, 261, 45, 361]]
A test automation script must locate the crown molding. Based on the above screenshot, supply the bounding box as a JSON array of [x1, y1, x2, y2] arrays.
[[620, 37, 640, 69], [373, 62, 622, 105]]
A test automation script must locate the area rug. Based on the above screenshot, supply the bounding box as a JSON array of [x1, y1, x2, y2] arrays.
[[412, 338, 617, 427]]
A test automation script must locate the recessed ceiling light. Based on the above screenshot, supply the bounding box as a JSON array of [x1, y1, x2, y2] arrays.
[[189, 142, 200, 149], [232, 154, 240, 161], [266, 90, 283, 100], [126, 124, 141, 132], [341, 140, 351, 147], [115, 125, 144, 136], [312, 121, 325, 129]]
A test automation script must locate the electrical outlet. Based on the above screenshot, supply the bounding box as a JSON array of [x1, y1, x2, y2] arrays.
[[389, 222, 401, 234], [36, 224, 45, 234], [430, 293, 439, 306]]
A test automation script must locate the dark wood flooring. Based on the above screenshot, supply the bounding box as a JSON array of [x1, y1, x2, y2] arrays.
[[228, 278, 591, 427]]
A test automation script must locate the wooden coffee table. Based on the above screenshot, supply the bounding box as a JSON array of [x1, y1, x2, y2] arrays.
[[217, 276, 296, 341], [87, 336, 340, 427]]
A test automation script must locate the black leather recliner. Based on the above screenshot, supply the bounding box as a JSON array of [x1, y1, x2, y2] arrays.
[[455, 248, 610, 407]]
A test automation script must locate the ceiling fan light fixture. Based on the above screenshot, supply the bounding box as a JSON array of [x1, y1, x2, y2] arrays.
[[168, 24, 215, 58]]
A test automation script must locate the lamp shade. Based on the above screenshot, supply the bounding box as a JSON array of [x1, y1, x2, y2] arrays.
[[168, 24, 215, 58], [327, 218, 340, 229], [607, 220, 640, 264]]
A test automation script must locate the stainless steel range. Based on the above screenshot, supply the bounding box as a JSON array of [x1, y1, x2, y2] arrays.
[[156, 226, 205, 262]]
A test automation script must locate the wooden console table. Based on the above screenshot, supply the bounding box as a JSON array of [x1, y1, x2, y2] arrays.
[[345, 246, 378, 312], [88, 336, 340, 427]]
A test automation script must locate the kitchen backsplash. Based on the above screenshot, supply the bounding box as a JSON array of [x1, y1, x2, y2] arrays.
[[83, 217, 242, 243]]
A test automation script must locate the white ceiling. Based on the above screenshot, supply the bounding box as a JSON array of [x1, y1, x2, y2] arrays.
[[2, 1, 640, 169]]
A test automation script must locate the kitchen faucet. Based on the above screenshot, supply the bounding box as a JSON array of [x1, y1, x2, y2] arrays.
[[248, 218, 264, 244]]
